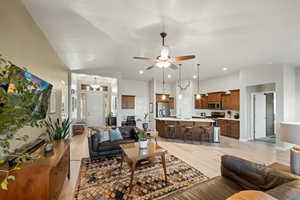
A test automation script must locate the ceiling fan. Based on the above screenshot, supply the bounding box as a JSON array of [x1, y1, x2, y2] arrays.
[[133, 32, 196, 70]]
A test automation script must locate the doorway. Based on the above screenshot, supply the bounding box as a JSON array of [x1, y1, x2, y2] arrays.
[[252, 92, 276, 143], [85, 93, 105, 126]]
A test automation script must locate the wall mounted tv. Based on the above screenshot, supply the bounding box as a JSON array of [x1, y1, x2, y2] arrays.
[[0, 68, 53, 119]]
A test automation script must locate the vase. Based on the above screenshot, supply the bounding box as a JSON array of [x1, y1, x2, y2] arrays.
[[139, 139, 148, 149], [142, 123, 148, 131], [44, 143, 54, 153]]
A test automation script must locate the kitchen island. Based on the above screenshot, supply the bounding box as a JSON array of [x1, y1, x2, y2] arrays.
[[156, 117, 215, 141]]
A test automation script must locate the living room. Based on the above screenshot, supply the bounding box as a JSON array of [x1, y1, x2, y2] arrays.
[[1, 0, 300, 200]]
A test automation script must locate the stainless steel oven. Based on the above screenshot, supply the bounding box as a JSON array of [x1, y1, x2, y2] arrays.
[[208, 102, 221, 110]]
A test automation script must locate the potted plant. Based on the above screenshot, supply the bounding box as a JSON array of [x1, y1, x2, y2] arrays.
[[42, 117, 71, 152], [0, 55, 44, 190], [142, 113, 149, 131], [138, 131, 148, 149]]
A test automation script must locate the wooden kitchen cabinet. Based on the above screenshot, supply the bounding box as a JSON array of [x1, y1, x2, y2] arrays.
[[218, 119, 239, 139], [122, 95, 135, 109], [221, 90, 240, 110], [208, 92, 224, 102], [156, 120, 165, 137], [169, 97, 175, 109], [156, 93, 170, 103], [195, 94, 208, 109]]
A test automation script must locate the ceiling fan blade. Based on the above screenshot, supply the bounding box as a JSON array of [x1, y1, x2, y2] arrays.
[[146, 65, 155, 70], [171, 55, 196, 61], [133, 56, 155, 61], [169, 63, 178, 70]]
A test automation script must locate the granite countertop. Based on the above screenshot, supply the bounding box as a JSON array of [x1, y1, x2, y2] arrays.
[[281, 121, 300, 126], [217, 118, 240, 121], [155, 117, 215, 123]]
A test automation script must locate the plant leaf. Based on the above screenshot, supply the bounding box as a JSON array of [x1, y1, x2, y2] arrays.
[[1, 179, 8, 190], [7, 175, 15, 181]]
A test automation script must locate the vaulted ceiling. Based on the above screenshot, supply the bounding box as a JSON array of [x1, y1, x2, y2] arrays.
[[23, 0, 300, 81]]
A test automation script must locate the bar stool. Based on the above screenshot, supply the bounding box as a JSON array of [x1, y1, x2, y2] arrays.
[[165, 125, 176, 139], [183, 126, 194, 142]]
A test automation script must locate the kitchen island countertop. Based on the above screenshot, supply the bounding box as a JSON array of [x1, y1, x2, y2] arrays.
[[155, 117, 215, 123]]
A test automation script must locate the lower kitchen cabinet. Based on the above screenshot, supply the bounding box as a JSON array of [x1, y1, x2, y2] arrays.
[[218, 119, 239, 139]]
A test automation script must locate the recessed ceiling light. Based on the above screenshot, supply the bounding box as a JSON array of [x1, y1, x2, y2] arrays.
[[193, 75, 197, 79], [139, 70, 144, 74], [167, 74, 171, 78], [222, 67, 228, 71]]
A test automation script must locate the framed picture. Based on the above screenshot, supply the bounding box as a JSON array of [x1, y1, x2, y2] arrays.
[[149, 102, 153, 113]]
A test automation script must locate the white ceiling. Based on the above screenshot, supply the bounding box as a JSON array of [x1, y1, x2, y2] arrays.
[[23, 0, 300, 82]]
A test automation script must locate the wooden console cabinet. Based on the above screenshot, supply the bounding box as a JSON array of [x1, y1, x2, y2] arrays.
[[0, 141, 70, 200]]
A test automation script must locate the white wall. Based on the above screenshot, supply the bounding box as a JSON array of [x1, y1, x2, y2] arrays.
[[193, 72, 240, 94], [176, 80, 194, 118], [117, 79, 149, 128], [148, 79, 155, 129], [296, 68, 300, 121]]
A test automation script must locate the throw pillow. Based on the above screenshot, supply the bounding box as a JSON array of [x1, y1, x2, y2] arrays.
[[109, 128, 123, 142], [226, 190, 277, 200]]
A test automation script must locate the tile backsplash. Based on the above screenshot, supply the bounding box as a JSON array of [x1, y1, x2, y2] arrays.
[[194, 109, 239, 119]]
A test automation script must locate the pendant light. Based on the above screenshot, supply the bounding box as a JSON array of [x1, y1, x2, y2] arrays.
[[161, 67, 166, 100], [90, 77, 100, 90], [178, 64, 182, 100], [196, 64, 201, 100], [177, 64, 191, 90]]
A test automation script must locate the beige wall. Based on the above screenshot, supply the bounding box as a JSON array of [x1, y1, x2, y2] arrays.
[[0, 0, 69, 150]]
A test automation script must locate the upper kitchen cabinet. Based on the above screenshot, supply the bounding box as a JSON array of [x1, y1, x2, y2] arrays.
[[195, 94, 208, 109], [156, 93, 170, 103], [122, 95, 135, 109], [221, 89, 240, 110], [207, 92, 224, 103]]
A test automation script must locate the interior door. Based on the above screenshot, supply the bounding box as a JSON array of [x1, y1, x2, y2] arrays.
[[86, 93, 105, 126], [254, 94, 266, 139]]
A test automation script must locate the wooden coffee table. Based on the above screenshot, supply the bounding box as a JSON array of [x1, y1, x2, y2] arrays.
[[268, 162, 290, 173], [120, 141, 168, 193]]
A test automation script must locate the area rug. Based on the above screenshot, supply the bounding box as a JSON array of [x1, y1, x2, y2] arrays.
[[74, 154, 208, 200]]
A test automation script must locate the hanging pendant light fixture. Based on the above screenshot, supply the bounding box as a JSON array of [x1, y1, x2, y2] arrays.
[[90, 77, 100, 90], [196, 64, 201, 100], [177, 64, 191, 90], [162, 67, 166, 100]]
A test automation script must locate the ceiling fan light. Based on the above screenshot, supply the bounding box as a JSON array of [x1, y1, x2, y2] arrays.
[[162, 94, 166, 100], [157, 61, 171, 68], [196, 94, 201, 100]]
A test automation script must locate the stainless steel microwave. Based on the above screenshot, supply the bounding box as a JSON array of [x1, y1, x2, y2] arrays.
[[208, 102, 221, 109]]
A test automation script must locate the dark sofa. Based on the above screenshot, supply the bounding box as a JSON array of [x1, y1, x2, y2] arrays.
[[88, 126, 138, 160], [163, 155, 300, 200]]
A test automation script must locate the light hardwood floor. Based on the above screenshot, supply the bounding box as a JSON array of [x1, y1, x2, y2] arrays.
[[58, 131, 289, 200]]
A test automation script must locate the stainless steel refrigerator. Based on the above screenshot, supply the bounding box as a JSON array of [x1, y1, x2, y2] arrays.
[[156, 102, 171, 117]]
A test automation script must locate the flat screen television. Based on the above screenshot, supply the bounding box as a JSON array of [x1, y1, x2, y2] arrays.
[[0, 68, 53, 119]]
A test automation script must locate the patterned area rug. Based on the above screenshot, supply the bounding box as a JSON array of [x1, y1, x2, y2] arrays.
[[74, 154, 208, 200]]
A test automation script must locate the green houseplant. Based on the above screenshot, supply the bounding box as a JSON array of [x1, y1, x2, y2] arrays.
[[138, 131, 148, 149], [43, 117, 71, 142], [0, 55, 44, 190]]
